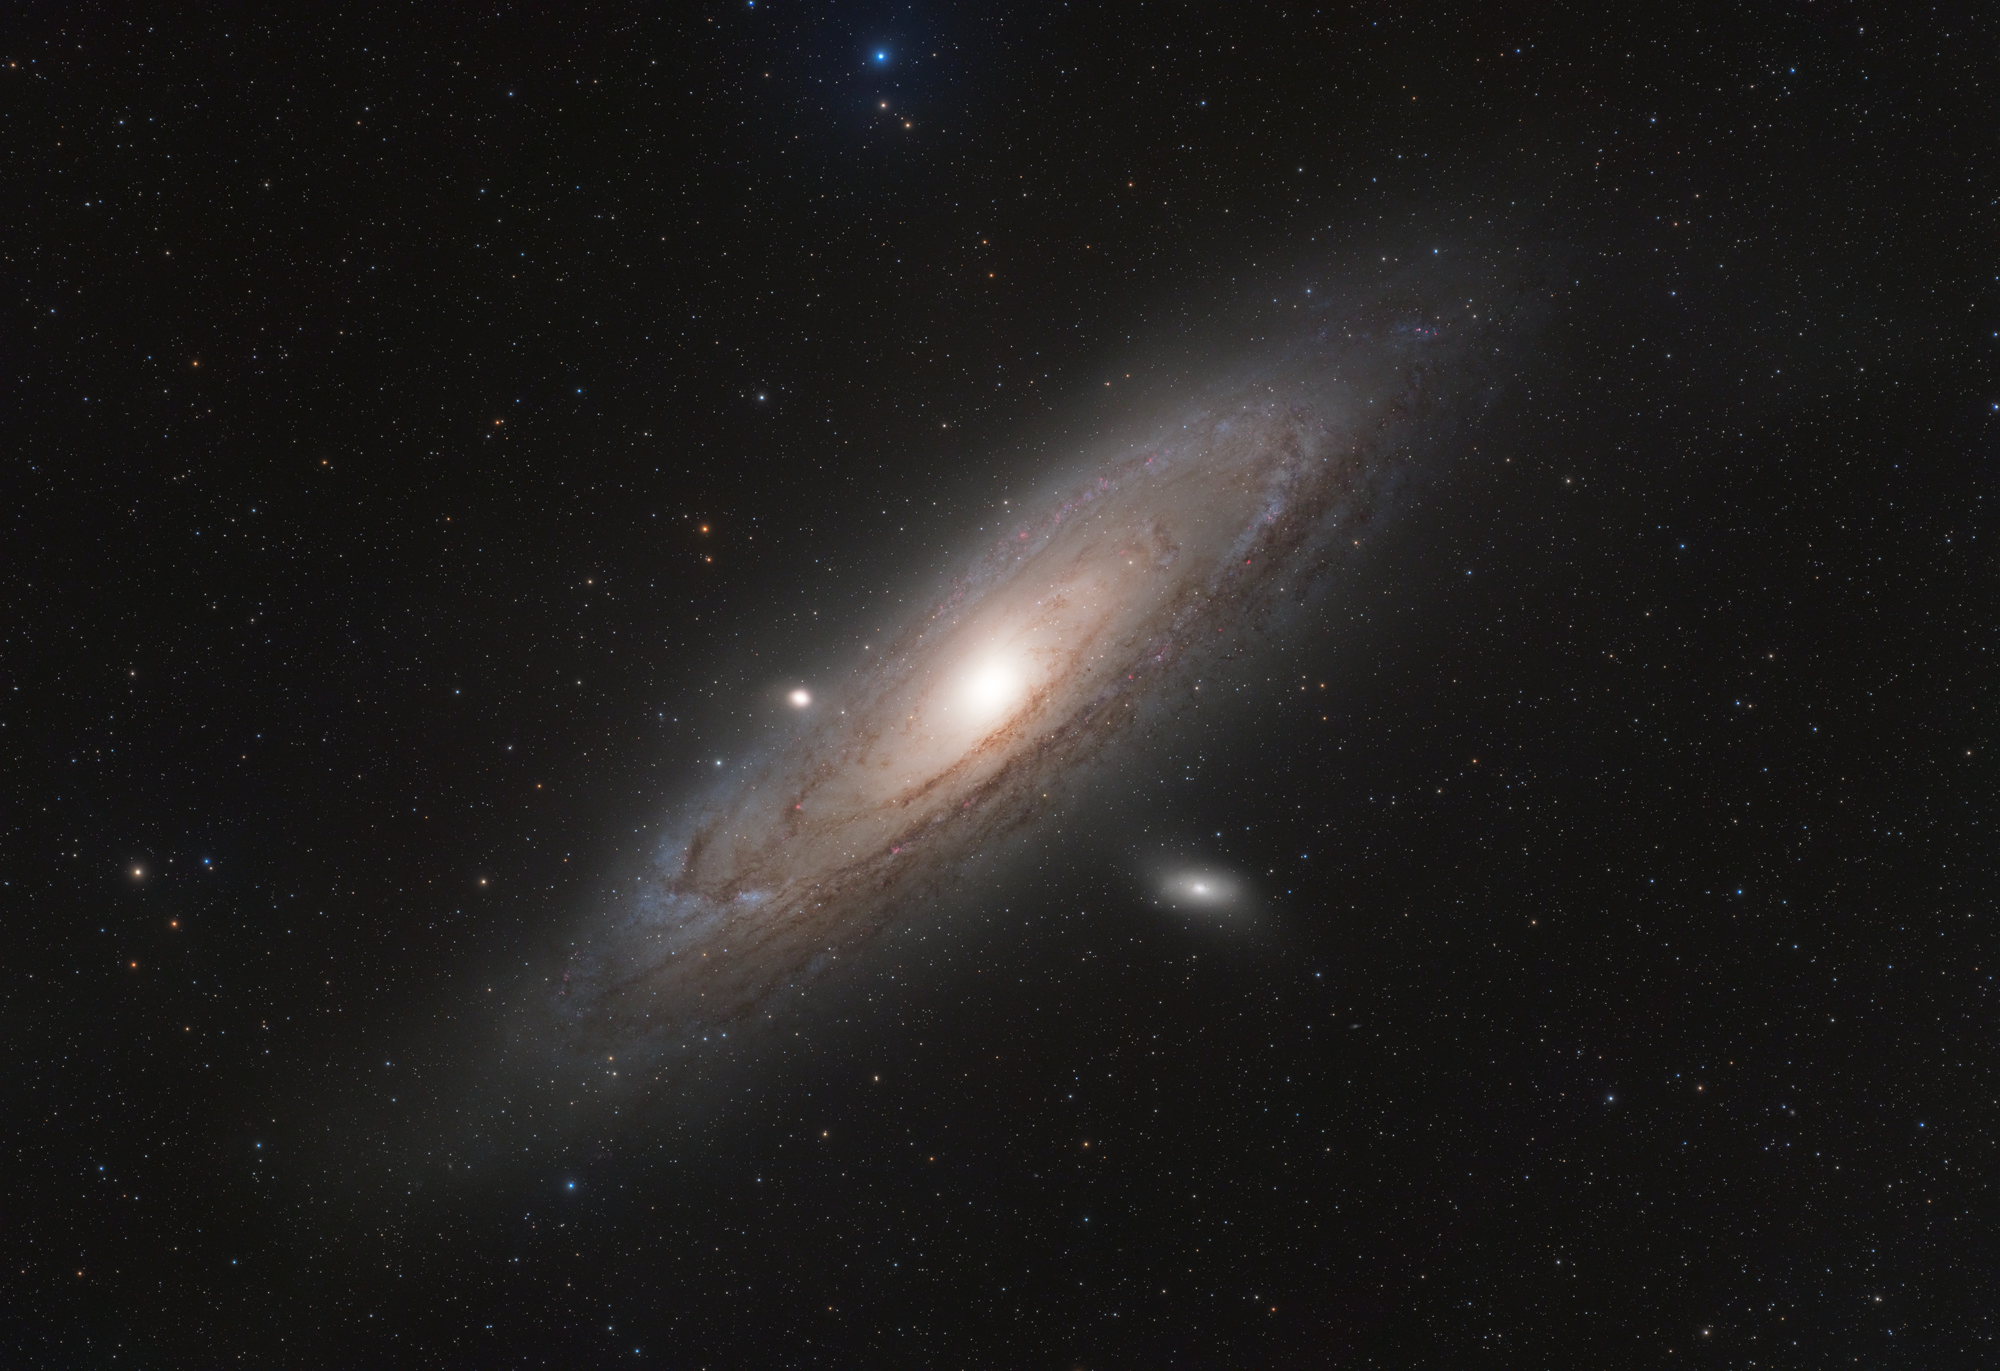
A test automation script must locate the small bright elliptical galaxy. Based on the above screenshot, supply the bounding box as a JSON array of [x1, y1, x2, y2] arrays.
[[12, 5, 1995, 1367], [1161, 871, 1244, 910]]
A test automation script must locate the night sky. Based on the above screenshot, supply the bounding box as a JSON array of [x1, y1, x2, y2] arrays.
[[11, 3, 2000, 1366]]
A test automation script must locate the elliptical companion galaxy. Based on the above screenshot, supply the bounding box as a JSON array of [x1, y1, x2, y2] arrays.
[[557, 266, 1527, 1055]]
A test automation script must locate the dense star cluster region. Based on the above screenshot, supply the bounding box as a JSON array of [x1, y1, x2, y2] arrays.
[[10, 3, 1999, 1367]]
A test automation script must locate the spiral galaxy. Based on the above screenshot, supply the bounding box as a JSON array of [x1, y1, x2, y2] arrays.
[[556, 266, 1531, 1053]]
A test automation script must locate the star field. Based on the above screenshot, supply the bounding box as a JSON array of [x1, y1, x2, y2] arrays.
[[9, 3, 1999, 1366]]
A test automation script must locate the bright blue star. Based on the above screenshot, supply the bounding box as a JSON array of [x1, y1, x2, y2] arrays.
[[874, 50, 888, 62]]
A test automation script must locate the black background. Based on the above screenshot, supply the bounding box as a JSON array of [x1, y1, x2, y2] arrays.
[[9, 2, 1999, 1365]]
